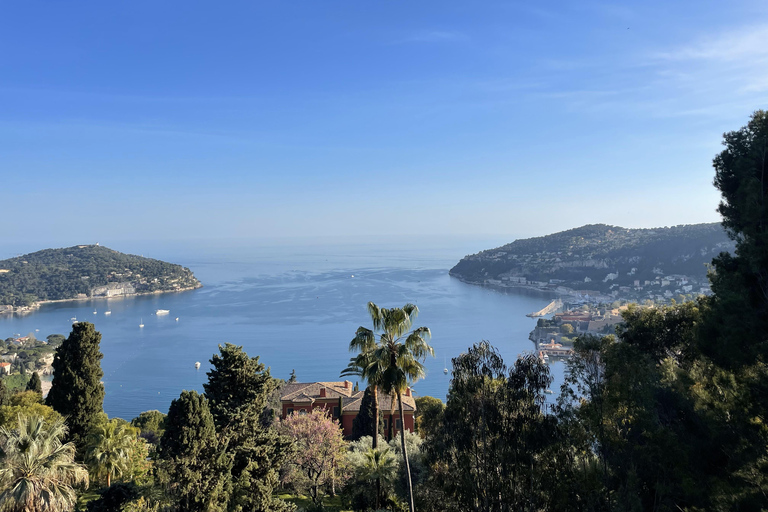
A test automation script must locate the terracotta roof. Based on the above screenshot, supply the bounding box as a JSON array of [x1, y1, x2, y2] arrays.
[[281, 381, 416, 413], [340, 390, 416, 413], [281, 381, 356, 401]]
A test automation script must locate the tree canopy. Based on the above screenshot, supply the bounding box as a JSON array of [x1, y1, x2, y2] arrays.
[[46, 322, 105, 451]]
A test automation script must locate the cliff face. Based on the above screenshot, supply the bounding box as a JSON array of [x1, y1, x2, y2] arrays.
[[0, 245, 201, 308], [450, 223, 734, 299]]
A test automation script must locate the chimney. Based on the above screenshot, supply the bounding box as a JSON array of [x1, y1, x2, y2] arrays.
[[344, 380, 351, 389], [405, 387, 411, 397], [319, 387, 326, 398]]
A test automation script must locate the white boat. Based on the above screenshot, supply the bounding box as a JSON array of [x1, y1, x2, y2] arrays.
[[104, 311, 111, 315], [139, 318, 144, 328], [443, 357, 448, 375], [195, 362, 201, 369], [156, 309, 170, 316], [175, 317, 179, 321], [70, 317, 77, 321], [93, 310, 97, 315]]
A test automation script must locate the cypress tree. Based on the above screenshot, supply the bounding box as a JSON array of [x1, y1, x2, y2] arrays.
[[46, 321, 104, 450], [0, 377, 8, 406], [158, 390, 230, 512], [26, 371, 42, 394], [204, 343, 293, 512], [352, 387, 383, 440]]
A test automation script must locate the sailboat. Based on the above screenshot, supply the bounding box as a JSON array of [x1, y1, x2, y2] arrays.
[[139, 318, 144, 328], [443, 356, 448, 375]]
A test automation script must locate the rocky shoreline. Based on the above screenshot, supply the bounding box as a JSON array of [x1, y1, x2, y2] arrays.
[[0, 283, 203, 316], [450, 274, 613, 302]]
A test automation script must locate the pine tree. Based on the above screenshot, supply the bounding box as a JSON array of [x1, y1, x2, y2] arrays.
[[46, 321, 105, 450], [203, 343, 294, 512], [157, 390, 231, 512], [26, 371, 42, 394]]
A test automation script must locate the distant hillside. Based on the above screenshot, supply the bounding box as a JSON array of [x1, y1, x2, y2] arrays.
[[450, 223, 734, 300], [0, 245, 201, 308]]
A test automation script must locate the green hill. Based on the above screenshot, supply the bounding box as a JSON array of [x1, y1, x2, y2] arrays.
[[0, 245, 201, 308], [449, 223, 734, 300]]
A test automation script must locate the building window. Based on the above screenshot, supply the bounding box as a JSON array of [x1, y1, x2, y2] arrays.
[[286, 408, 294, 416], [383, 419, 388, 430], [299, 409, 307, 415], [396, 419, 402, 429], [333, 406, 340, 418]]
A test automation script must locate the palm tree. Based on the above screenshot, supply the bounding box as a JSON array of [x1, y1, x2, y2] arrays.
[[371, 303, 433, 512], [361, 448, 397, 510], [0, 414, 88, 512], [85, 419, 134, 488], [342, 310, 386, 450]]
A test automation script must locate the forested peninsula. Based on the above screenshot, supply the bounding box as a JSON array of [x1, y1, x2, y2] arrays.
[[0, 245, 201, 312], [450, 223, 734, 302]]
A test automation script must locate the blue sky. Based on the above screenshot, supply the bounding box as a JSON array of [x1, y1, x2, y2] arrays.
[[2, 0, 767, 247]]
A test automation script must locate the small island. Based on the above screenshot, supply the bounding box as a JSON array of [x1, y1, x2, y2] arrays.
[[0, 244, 201, 314]]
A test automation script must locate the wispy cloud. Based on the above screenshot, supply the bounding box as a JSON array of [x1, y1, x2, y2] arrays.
[[654, 24, 768, 61], [650, 23, 768, 95]]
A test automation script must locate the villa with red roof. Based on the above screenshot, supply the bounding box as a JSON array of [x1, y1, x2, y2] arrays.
[[280, 380, 416, 438]]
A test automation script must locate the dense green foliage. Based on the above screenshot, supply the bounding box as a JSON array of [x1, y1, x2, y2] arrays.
[[450, 222, 732, 294], [203, 343, 294, 512], [130, 410, 166, 444], [0, 244, 200, 306], [157, 390, 231, 512], [0, 414, 89, 512], [424, 342, 557, 511], [46, 322, 105, 451], [25, 372, 42, 394]]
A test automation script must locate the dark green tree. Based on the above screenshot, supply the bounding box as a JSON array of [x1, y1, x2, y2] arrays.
[[203, 343, 294, 512], [427, 342, 556, 512], [699, 110, 768, 507], [130, 409, 167, 445], [0, 377, 8, 407], [414, 396, 444, 439], [157, 390, 231, 512], [351, 387, 384, 440], [46, 322, 105, 450], [26, 371, 42, 394]]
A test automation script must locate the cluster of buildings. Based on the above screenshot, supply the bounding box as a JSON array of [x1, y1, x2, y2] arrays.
[[530, 304, 632, 360]]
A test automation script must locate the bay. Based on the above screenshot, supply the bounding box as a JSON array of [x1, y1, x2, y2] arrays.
[[0, 237, 563, 420]]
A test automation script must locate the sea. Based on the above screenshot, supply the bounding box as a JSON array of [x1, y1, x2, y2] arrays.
[[0, 236, 564, 420]]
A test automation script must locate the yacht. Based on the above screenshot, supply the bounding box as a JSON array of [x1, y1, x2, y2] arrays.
[[195, 362, 201, 369], [104, 311, 111, 315], [139, 318, 144, 328], [156, 309, 170, 316]]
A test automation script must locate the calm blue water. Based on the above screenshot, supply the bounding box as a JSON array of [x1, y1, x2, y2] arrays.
[[0, 237, 563, 420]]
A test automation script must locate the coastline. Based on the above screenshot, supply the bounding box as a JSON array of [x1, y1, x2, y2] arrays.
[[0, 283, 203, 317], [449, 273, 612, 302]]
